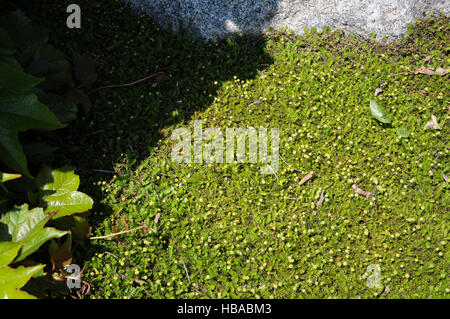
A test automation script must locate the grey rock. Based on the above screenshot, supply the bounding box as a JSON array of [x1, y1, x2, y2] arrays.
[[123, 0, 449, 40]]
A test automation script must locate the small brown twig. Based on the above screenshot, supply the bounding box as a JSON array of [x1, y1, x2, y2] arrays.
[[89, 72, 165, 94], [89, 225, 154, 240]]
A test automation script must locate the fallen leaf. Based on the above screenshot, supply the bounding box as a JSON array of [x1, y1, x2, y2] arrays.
[[316, 190, 325, 207], [410, 66, 435, 75], [409, 67, 450, 76], [425, 115, 441, 130], [154, 212, 160, 223], [374, 88, 383, 97], [443, 173, 448, 183], [299, 171, 313, 186], [435, 67, 449, 76], [249, 100, 261, 106], [352, 182, 375, 198], [424, 56, 432, 63], [369, 100, 391, 124]]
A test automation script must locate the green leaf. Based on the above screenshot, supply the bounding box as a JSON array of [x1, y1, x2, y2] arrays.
[[0, 171, 21, 191], [27, 45, 70, 78], [0, 204, 67, 262], [48, 234, 72, 270], [0, 61, 42, 93], [0, 172, 21, 183], [396, 127, 411, 138], [0, 263, 44, 298], [1, 56, 22, 70], [0, 89, 63, 176], [0, 241, 22, 267], [36, 166, 93, 218], [51, 215, 90, 241], [369, 99, 391, 124]]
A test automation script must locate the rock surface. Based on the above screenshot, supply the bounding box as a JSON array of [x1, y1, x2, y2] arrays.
[[124, 0, 449, 40]]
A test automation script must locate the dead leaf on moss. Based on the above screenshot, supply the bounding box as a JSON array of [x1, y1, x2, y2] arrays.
[[425, 114, 441, 130], [410, 66, 436, 75], [435, 67, 450, 76], [316, 190, 325, 207], [352, 182, 375, 198], [299, 171, 313, 186], [409, 67, 450, 76]]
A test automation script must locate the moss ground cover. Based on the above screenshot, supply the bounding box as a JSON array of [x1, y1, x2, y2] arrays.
[[5, 0, 449, 298]]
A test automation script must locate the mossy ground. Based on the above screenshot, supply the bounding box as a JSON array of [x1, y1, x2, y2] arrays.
[[6, 0, 449, 298]]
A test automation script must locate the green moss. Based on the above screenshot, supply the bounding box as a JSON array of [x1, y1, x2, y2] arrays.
[[8, 0, 449, 298]]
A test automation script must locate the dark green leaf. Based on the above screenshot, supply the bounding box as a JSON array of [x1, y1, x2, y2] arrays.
[[26, 45, 70, 78], [0, 89, 63, 176], [0, 61, 42, 93], [23, 142, 58, 164], [37, 92, 77, 123], [0, 10, 49, 50]]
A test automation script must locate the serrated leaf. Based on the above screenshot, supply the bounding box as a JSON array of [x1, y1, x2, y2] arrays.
[[36, 166, 93, 218], [1, 56, 22, 70], [48, 234, 72, 271], [27, 45, 70, 78], [0, 204, 67, 262], [0, 90, 63, 176], [0, 241, 22, 267], [0, 263, 44, 298], [39, 70, 75, 91], [369, 99, 391, 124], [36, 92, 77, 123], [0, 61, 42, 93], [51, 215, 91, 241], [396, 127, 410, 138]]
